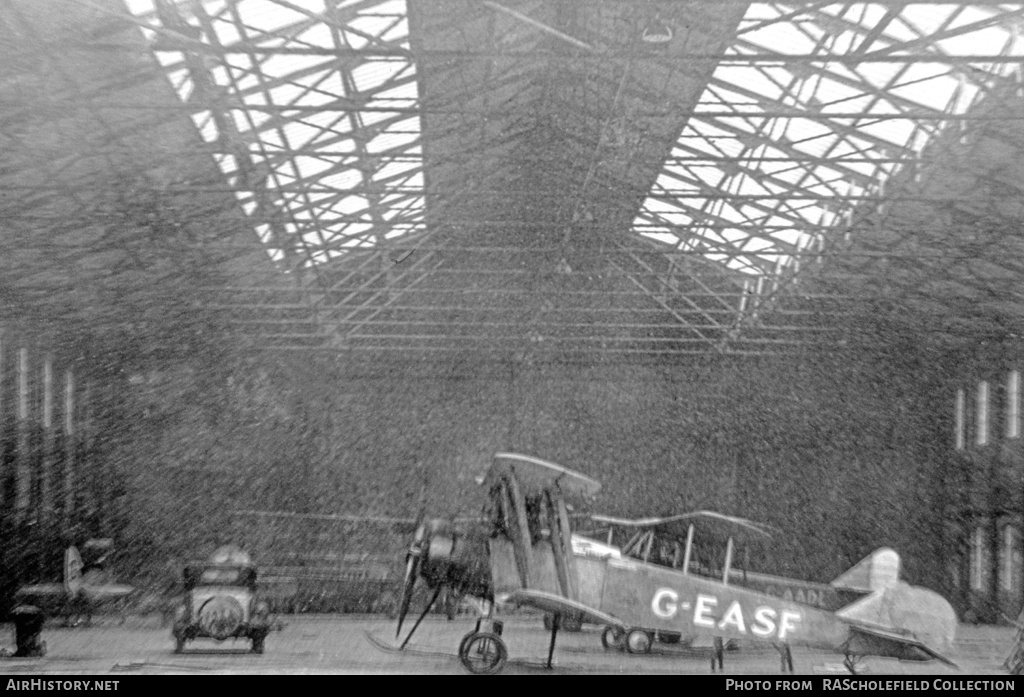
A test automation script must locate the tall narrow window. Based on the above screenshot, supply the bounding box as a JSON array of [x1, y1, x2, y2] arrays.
[[1003, 524, 1018, 592], [971, 526, 985, 591], [955, 389, 965, 450], [1009, 371, 1020, 439], [977, 380, 989, 446]]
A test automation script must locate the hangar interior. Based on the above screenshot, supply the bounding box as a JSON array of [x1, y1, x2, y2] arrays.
[[0, 0, 1022, 623]]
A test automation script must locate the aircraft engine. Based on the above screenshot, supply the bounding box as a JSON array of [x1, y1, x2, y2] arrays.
[[396, 518, 491, 641]]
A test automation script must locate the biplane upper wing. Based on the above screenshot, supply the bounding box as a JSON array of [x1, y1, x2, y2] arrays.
[[843, 621, 958, 668], [592, 510, 776, 545], [498, 588, 626, 630], [655, 511, 777, 544], [483, 453, 601, 498]]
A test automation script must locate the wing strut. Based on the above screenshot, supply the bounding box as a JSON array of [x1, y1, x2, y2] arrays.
[[722, 536, 734, 585], [681, 524, 695, 575], [544, 491, 577, 601], [497, 477, 530, 589], [554, 492, 579, 599], [505, 471, 535, 588]]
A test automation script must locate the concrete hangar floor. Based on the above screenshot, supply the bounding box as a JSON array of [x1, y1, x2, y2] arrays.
[[0, 614, 1013, 676]]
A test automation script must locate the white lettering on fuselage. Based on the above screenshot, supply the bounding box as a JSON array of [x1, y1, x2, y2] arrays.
[[651, 587, 802, 641], [652, 588, 677, 618], [770, 587, 825, 609], [651, 588, 692, 618], [694, 594, 717, 627]]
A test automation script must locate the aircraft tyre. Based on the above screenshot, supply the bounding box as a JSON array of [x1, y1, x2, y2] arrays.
[[174, 636, 186, 654], [459, 632, 508, 675], [600, 626, 625, 651], [625, 629, 653, 655], [457, 631, 474, 658]]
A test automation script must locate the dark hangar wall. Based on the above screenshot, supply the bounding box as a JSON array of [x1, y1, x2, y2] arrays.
[[107, 332, 955, 600]]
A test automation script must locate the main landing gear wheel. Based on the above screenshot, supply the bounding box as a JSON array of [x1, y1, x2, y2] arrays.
[[251, 636, 265, 654], [601, 626, 625, 650], [457, 630, 476, 658], [459, 632, 508, 675], [625, 629, 653, 655]]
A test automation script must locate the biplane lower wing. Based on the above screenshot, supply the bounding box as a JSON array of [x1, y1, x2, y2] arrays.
[[499, 588, 626, 630], [844, 622, 958, 668]]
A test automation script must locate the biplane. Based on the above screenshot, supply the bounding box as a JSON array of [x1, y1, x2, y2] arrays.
[[588, 512, 907, 668], [592, 512, 901, 610], [393, 453, 959, 675], [15, 543, 135, 627]]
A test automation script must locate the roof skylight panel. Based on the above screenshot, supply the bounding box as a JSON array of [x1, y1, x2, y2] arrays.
[[636, 3, 1022, 294], [125, 0, 426, 270], [336, 194, 368, 215], [319, 169, 363, 191], [365, 129, 417, 155], [235, 0, 310, 34], [371, 161, 421, 187]]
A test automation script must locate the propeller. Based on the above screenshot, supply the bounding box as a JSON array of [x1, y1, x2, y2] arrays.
[[396, 480, 429, 641], [393, 480, 494, 649], [395, 518, 426, 639]]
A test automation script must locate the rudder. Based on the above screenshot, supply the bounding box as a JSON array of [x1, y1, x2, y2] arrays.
[[831, 547, 900, 593]]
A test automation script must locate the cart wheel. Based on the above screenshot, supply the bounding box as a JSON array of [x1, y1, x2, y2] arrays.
[[625, 628, 653, 654], [600, 626, 625, 650], [459, 632, 508, 675]]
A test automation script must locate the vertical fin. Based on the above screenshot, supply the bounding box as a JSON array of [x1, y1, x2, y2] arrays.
[[832, 547, 901, 592]]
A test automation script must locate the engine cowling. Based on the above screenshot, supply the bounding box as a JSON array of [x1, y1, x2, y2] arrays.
[[396, 518, 491, 640], [418, 520, 491, 596]]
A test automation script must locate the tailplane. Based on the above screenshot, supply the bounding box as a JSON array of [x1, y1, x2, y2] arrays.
[[64, 546, 84, 596], [831, 547, 901, 593], [837, 581, 958, 658]]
